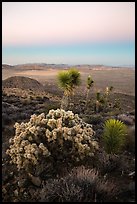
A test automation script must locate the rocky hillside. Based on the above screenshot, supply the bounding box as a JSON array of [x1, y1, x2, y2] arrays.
[[2, 76, 45, 91], [2, 64, 14, 69]]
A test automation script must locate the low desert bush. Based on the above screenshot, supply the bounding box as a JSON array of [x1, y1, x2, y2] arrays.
[[40, 166, 116, 202], [102, 119, 127, 154], [113, 98, 121, 110], [83, 114, 104, 125], [2, 113, 11, 126], [6, 109, 98, 175], [95, 150, 121, 174], [124, 125, 135, 153], [44, 102, 60, 114]]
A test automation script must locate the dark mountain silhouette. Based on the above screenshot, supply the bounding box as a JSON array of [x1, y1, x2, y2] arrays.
[[2, 64, 14, 69], [2, 76, 45, 91]]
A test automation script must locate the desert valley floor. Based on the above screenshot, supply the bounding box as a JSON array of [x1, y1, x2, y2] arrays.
[[2, 64, 135, 202]]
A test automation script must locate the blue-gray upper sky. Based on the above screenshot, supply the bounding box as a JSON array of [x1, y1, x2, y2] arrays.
[[2, 2, 135, 66]]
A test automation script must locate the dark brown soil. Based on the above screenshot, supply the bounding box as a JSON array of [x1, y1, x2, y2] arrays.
[[2, 74, 135, 202]]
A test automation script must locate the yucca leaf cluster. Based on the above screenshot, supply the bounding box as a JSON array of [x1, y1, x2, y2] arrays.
[[57, 68, 81, 110], [102, 119, 127, 154], [57, 68, 81, 95]]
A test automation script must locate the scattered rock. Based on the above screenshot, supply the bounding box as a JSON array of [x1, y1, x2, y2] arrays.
[[130, 125, 135, 133], [117, 114, 134, 125], [2, 102, 19, 112], [128, 171, 135, 178], [2, 187, 7, 194], [18, 179, 27, 188], [28, 173, 41, 187], [23, 191, 28, 198], [128, 182, 135, 191], [43, 96, 50, 102], [14, 189, 18, 197], [9, 172, 14, 177], [19, 188, 25, 193]]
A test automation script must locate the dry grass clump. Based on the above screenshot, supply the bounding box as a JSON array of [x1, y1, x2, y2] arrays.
[[40, 166, 116, 202]]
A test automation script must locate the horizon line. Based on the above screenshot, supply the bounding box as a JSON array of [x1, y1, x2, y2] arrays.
[[2, 62, 135, 68]]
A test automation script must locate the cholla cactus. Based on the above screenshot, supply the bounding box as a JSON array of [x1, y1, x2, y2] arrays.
[[6, 109, 98, 174], [6, 113, 51, 173]]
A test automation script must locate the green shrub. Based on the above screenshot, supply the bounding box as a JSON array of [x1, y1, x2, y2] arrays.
[[6, 109, 98, 175], [102, 119, 127, 154]]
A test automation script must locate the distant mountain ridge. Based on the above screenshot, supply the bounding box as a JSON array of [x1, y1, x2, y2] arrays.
[[2, 63, 69, 69], [2, 63, 135, 69]]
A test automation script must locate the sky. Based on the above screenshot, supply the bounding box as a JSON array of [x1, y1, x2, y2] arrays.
[[2, 2, 135, 66]]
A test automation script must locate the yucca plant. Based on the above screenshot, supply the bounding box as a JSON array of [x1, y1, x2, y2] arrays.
[[95, 91, 103, 112], [109, 86, 114, 92], [102, 119, 127, 154], [95, 86, 114, 112], [103, 86, 114, 109], [105, 86, 113, 97], [68, 68, 81, 89], [96, 91, 101, 101], [86, 75, 94, 102], [57, 68, 81, 110]]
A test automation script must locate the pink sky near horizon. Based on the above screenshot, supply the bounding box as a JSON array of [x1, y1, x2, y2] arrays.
[[2, 2, 135, 47]]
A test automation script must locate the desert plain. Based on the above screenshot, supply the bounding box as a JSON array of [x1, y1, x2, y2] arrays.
[[2, 64, 135, 202]]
